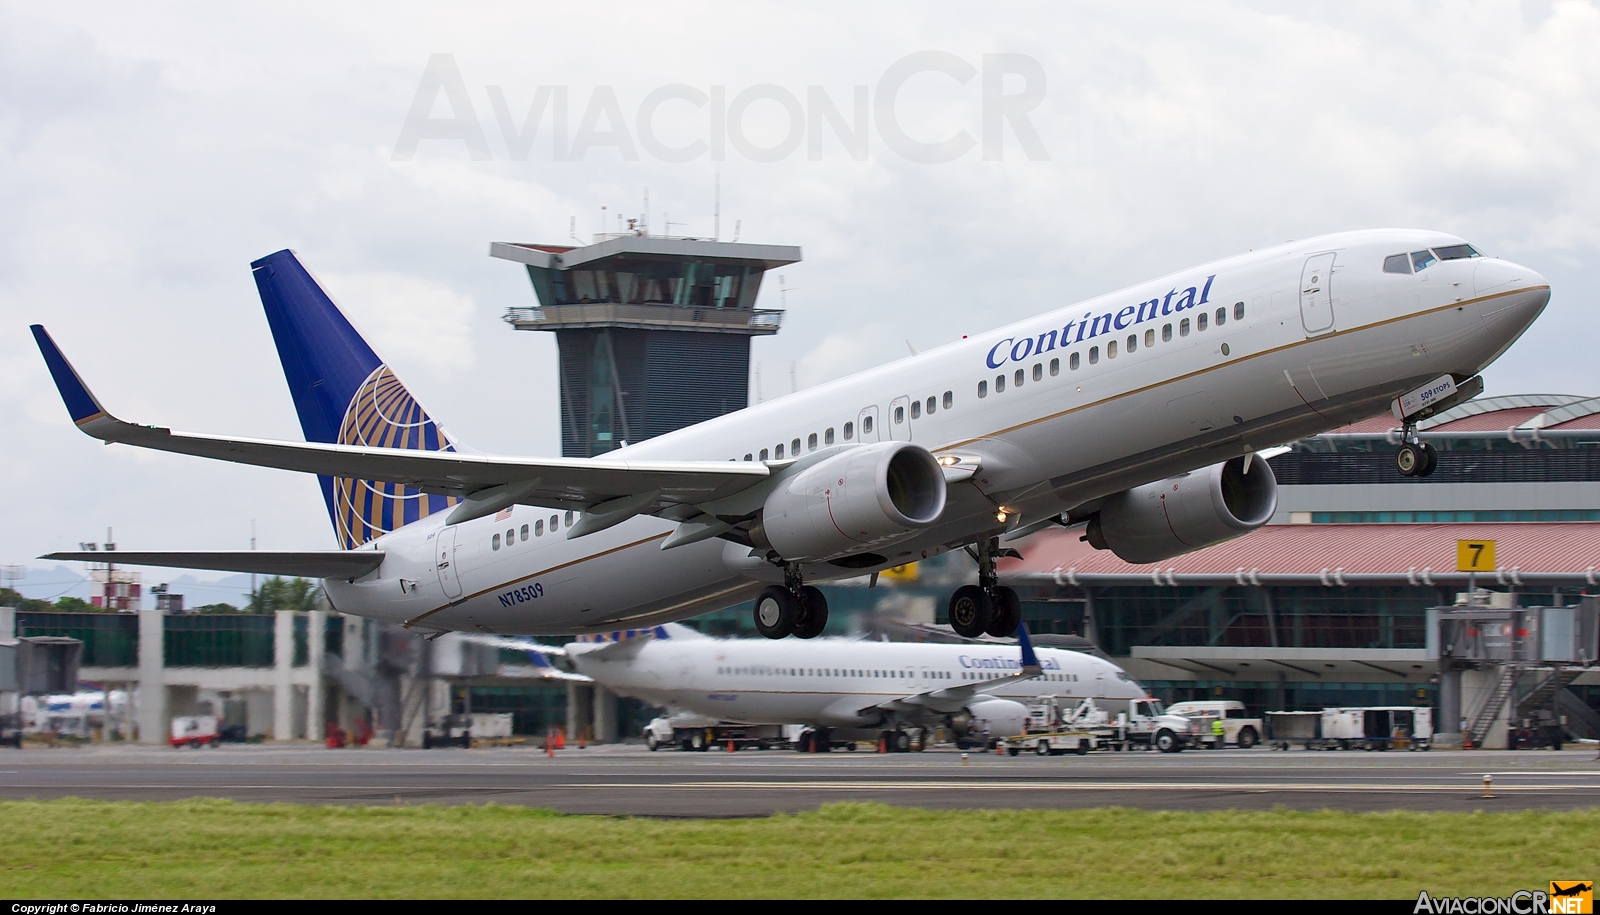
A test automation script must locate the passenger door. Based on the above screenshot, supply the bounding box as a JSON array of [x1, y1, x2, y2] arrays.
[[887, 396, 912, 441], [435, 526, 462, 599], [1299, 253, 1337, 337], [856, 405, 880, 442]]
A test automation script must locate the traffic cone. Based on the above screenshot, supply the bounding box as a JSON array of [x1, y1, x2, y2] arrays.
[[878, 735, 887, 753], [727, 739, 735, 752]]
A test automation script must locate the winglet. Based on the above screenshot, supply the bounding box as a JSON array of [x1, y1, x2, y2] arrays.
[[30, 325, 111, 425], [1016, 620, 1042, 674]]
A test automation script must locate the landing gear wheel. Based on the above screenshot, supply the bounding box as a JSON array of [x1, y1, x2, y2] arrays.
[[792, 586, 829, 639], [891, 730, 911, 753], [1396, 443, 1422, 477], [753, 585, 798, 639], [948, 585, 994, 638], [987, 586, 1022, 637], [1416, 442, 1438, 477], [796, 729, 814, 752]]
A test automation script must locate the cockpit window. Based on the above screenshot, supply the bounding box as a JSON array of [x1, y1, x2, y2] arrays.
[[1383, 254, 1412, 274], [1410, 250, 1438, 272], [1433, 243, 1481, 260]]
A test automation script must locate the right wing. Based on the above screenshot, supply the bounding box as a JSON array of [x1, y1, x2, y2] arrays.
[[33, 325, 769, 526]]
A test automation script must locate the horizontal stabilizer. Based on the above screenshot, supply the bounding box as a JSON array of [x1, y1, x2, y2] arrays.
[[37, 550, 385, 580]]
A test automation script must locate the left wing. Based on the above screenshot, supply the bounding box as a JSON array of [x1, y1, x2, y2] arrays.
[[35, 550, 384, 580], [32, 325, 769, 527], [869, 623, 1044, 716]]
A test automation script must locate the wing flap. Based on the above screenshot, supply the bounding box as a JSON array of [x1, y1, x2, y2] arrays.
[[37, 550, 386, 579]]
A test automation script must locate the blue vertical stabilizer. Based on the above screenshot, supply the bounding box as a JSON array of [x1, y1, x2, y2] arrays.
[[250, 250, 457, 548]]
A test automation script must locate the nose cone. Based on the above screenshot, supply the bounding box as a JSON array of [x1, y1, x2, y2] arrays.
[[1475, 258, 1550, 349], [1473, 257, 1546, 298]]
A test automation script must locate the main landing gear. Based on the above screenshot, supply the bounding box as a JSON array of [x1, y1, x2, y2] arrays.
[[948, 538, 1023, 639], [1395, 424, 1438, 478], [754, 564, 829, 640]]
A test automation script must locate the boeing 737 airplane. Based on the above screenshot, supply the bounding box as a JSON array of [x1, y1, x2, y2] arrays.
[[477, 624, 1147, 752], [32, 229, 1548, 640]]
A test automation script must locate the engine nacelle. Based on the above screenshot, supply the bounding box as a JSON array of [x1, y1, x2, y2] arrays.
[[949, 697, 1030, 740], [1084, 453, 1277, 564], [753, 441, 946, 562]]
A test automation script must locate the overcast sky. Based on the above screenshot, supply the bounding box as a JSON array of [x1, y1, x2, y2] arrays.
[[3, 1, 1597, 605]]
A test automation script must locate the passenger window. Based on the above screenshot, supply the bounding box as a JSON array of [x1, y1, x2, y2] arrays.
[[1032, 363, 1042, 382], [520, 524, 529, 542], [1410, 250, 1437, 272], [825, 428, 835, 445], [1014, 369, 1024, 387], [1383, 253, 1412, 274], [1088, 346, 1099, 365], [843, 423, 853, 440], [1126, 334, 1137, 353], [910, 401, 920, 420], [536, 520, 544, 536], [925, 396, 935, 415], [1144, 329, 1155, 348], [1180, 318, 1190, 336], [1107, 340, 1118, 359], [760, 448, 769, 460], [1197, 312, 1209, 331], [506, 528, 515, 544], [863, 415, 873, 434], [1162, 323, 1172, 342], [1216, 307, 1226, 326], [893, 406, 904, 424], [1070, 352, 1080, 370], [1233, 301, 1244, 321], [775, 443, 785, 459], [566, 510, 575, 526], [744, 453, 753, 461], [550, 514, 559, 531], [1049, 358, 1059, 376], [808, 432, 818, 450], [995, 375, 1006, 392], [492, 533, 501, 550], [943, 391, 953, 409]]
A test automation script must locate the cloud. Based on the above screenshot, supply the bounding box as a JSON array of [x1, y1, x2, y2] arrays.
[[317, 270, 477, 380]]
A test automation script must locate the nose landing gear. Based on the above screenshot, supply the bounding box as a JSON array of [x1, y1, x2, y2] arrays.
[[753, 564, 830, 639], [949, 537, 1023, 638], [1395, 426, 1438, 478]]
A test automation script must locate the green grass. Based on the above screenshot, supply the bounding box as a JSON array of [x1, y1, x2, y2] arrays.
[[0, 799, 1594, 898]]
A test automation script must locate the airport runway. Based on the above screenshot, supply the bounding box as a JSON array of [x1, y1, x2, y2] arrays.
[[1, 744, 1596, 816]]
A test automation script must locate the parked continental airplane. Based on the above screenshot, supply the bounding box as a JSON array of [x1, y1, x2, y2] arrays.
[[476, 624, 1147, 751], [32, 230, 1548, 638]]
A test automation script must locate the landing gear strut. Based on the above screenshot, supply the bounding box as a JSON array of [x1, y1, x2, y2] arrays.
[[949, 538, 1023, 638], [1395, 425, 1438, 478], [754, 564, 830, 639]]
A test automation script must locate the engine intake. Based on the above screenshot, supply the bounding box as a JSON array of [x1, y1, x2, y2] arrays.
[[1084, 454, 1277, 564], [753, 441, 946, 562]]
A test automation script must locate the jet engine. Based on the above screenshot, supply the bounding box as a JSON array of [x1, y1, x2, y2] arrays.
[[1084, 453, 1277, 564], [751, 441, 946, 562], [947, 697, 1030, 740]]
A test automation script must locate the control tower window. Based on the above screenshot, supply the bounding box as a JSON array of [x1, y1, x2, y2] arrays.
[[1434, 244, 1481, 260], [1410, 250, 1438, 272], [1383, 254, 1412, 274]]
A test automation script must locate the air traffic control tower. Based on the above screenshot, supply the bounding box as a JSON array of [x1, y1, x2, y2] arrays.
[[492, 234, 800, 457]]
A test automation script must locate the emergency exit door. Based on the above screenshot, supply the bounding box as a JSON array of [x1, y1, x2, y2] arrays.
[[435, 526, 462, 599], [1299, 253, 1337, 336]]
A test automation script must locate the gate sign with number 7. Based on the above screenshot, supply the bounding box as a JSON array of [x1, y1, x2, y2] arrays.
[[1456, 540, 1496, 572]]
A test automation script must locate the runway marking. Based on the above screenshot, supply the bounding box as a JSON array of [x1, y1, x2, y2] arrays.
[[558, 781, 1600, 793]]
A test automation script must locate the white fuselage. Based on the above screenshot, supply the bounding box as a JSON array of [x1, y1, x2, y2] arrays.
[[325, 229, 1549, 634], [568, 635, 1146, 730]]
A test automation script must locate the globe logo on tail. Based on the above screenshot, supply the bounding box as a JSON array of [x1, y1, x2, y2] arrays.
[[334, 365, 459, 549]]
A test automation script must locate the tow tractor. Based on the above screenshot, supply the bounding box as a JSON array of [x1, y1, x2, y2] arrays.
[[643, 714, 795, 751]]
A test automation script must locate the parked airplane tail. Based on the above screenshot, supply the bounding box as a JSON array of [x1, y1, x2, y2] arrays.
[[250, 250, 458, 548]]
